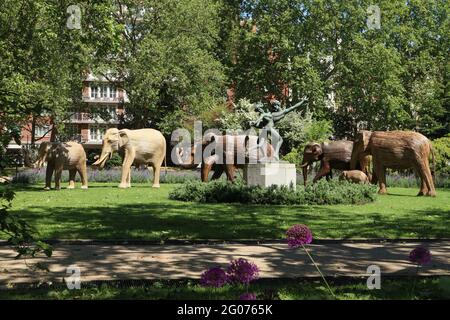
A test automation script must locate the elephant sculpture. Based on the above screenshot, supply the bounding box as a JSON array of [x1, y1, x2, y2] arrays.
[[93, 128, 166, 188], [339, 170, 369, 184], [300, 141, 371, 186], [172, 134, 274, 182], [350, 130, 436, 196], [35, 141, 88, 190]]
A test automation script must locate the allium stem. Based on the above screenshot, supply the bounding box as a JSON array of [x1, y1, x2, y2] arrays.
[[410, 264, 420, 300], [301, 244, 336, 299]]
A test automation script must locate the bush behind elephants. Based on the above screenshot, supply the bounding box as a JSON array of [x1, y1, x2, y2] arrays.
[[13, 168, 199, 185]]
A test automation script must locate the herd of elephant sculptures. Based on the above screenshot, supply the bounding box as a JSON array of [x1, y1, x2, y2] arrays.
[[33, 128, 436, 197]]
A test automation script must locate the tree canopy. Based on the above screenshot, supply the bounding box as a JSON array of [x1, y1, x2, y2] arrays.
[[1, 0, 448, 149]]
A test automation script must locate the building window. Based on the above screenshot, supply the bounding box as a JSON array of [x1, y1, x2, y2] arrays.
[[89, 125, 107, 141], [65, 124, 80, 137], [100, 85, 108, 98], [90, 85, 98, 98], [110, 86, 117, 98], [35, 125, 50, 137]]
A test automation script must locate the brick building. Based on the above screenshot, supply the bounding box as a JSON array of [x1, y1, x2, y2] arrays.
[[9, 74, 128, 151]]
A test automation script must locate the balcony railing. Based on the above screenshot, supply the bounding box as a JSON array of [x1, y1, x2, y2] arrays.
[[82, 95, 122, 103], [65, 112, 119, 124], [62, 134, 103, 145]]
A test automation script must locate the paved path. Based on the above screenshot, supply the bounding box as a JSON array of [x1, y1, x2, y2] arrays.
[[0, 241, 449, 287]]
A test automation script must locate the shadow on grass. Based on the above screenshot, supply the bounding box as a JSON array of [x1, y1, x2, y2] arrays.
[[9, 200, 450, 241]]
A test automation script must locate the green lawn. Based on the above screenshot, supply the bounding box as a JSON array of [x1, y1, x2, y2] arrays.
[[3, 183, 450, 240], [1, 277, 449, 300]]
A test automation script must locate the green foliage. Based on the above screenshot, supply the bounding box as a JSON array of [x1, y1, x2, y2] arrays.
[[281, 148, 301, 166], [91, 0, 226, 133], [432, 135, 450, 174], [0, 0, 94, 144], [104, 153, 123, 169], [277, 109, 333, 152], [217, 98, 259, 131], [217, 0, 449, 138], [169, 179, 377, 205], [0, 187, 52, 258]]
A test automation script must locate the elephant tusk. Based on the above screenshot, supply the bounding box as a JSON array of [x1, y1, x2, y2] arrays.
[[93, 152, 110, 167], [299, 162, 309, 168]]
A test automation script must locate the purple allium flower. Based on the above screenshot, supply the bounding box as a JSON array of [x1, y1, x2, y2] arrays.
[[286, 224, 313, 248], [227, 258, 259, 285], [409, 247, 432, 265], [200, 267, 228, 288], [239, 293, 257, 300]]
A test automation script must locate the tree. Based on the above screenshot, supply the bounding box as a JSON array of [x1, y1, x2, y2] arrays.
[[0, 0, 94, 151], [216, 0, 449, 138], [89, 0, 226, 135]]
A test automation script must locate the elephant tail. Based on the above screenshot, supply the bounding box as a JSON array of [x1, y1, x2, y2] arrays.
[[430, 142, 436, 180], [164, 153, 167, 175]]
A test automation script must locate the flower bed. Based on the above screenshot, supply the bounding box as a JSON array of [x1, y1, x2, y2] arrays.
[[169, 179, 377, 205]]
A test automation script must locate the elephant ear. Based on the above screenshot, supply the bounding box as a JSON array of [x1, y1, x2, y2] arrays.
[[118, 130, 129, 147], [311, 143, 322, 157]]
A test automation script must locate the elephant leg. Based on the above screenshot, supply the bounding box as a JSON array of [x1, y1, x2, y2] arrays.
[[54, 167, 63, 190], [371, 170, 378, 185], [326, 170, 332, 181], [225, 164, 236, 182], [68, 169, 76, 189], [417, 160, 436, 197], [151, 163, 161, 188], [44, 164, 53, 190], [375, 163, 387, 195], [211, 165, 224, 180], [127, 169, 131, 188], [119, 152, 134, 188], [413, 167, 427, 196], [78, 162, 88, 189], [201, 162, 213, 182], [313, 163, 331, 183]]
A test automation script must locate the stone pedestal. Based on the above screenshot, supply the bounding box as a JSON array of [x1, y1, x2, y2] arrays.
[[243, 161, 296, 189]]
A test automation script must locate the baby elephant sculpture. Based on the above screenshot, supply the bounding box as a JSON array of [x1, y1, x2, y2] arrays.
[[339, 170, 369, 184], [35, 141, 88, 190]]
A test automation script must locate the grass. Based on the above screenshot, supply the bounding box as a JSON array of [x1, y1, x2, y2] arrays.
[[1, 277, 449, 300], [2, 183, 449, 240]]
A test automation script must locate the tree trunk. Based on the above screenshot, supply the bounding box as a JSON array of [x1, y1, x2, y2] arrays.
[[50, 117, 57, 142]]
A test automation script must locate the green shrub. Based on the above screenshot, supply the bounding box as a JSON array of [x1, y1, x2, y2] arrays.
[[104, 153, 123, 169], [169, 178, 377, 205], [432, 135, 450, 175], [281, 148, 301, 166]]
